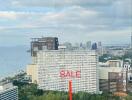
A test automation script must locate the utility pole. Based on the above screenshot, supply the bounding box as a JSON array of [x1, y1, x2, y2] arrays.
[[69, 80, 72, 100]]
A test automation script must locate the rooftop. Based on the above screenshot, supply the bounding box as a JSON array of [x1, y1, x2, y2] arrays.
[[0, 83, 15, 92]]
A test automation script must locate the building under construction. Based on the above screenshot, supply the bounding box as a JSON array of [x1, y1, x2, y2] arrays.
[[31, 37, 59, 57]]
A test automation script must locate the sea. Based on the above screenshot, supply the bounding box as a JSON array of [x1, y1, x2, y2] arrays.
[[0, 46, 31, 79]]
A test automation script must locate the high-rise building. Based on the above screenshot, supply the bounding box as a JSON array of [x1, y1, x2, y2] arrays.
[[27, 37, 99, 93], [97, 41, 103, 56], [92, 43, 97, 50], [31, 37, 59, 57], [0, 83, 18, 100], [27, 50, 99, 93], [98, 42, 102, 47], [62, 42, 72, 50], [86, 41, 91, 50]]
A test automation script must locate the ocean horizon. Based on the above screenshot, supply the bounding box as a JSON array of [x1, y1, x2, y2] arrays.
[[0, 46, 31, 79]]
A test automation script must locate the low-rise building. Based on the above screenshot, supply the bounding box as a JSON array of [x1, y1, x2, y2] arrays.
[[0, 83, 18, 100], [99, 60, 128, 93], [26, 64, 38, 83], [107, 60, 123, 67], [99, 67, 125, 93]]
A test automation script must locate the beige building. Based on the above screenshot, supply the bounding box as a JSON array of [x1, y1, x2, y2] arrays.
[[99, 60, 123, 68], [99, 67, 122, 79], [99, 62, 127, 93], [108, 60, 123, 67], [26, 64, 38, 83]]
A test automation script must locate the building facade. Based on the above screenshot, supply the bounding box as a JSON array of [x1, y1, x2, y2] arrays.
[[31, 37, 59, 57], [26, 64, 38, 83], [32, 50, 99, 93], [0, 83, 18, 100], [99, 67, 125, 93]]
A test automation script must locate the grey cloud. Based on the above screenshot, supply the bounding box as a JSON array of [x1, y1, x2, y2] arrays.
[[11, 0, 117, 7], [0, 3, 131, 33], [0, 0, 131, 46]]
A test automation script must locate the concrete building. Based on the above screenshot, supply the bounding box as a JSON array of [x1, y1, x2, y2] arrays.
[[123, 63, 132, 82], [27, 50, 99, 93], [99, 67, 126, 92], [62, 42, 72, 50], [31, 37, 59, 57], [97, 42, 103, 56], [0, 83, 18, 100], [92, 43, 97, 50], [99, 60, 128, 93], [86, 41, 91, 50], [26, 64, 38, 83], [108, 60, 123, 67], [99, 60, 123, 68]]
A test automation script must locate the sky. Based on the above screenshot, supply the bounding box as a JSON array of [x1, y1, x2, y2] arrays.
[[0, 0, 132, 46]]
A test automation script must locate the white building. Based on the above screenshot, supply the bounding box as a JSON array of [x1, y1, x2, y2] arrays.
[[30, 50, 99, 93], [0, 83, 18, 100]]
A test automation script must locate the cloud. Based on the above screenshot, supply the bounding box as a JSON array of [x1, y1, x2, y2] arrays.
[[0, 6, 99, 30], [0, 11, 46, 20], [38, 6, 98, 25], [0, 11, 17, 19], [11, 0, 118, 7], [0, 0, 131, 46], [0, 4, 131, 32], [112, 0, 132, 18]]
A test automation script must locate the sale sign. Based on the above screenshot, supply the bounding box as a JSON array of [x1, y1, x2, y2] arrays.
[[60, 70, 81, 78]]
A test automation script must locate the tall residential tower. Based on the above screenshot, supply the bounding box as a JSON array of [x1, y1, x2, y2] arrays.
[[27, 37, 99, 93]]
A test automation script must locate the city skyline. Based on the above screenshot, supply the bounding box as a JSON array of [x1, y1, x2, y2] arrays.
[[0, 1, 132, 99], [0, 0, 132, 46]]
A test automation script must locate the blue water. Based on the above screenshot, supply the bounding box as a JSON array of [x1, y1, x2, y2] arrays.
[[0, 46, 31, 78]]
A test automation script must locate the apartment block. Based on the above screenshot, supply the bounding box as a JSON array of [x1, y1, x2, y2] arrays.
[[0, 83, 18, 100], [31, 50, 99, 93]]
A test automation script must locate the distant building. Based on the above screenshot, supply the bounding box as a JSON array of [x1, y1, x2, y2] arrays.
[[97, 42, 103, 56], [108, 49, 126, 57], [92, 43, 97, 50], [80, 43, 83, 48], [74, 43, 80, 48], [98, 42, 102, 47], [86, 41, 91, 50], [62, 42, 72, 50], [0, 83, 18, 100]]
